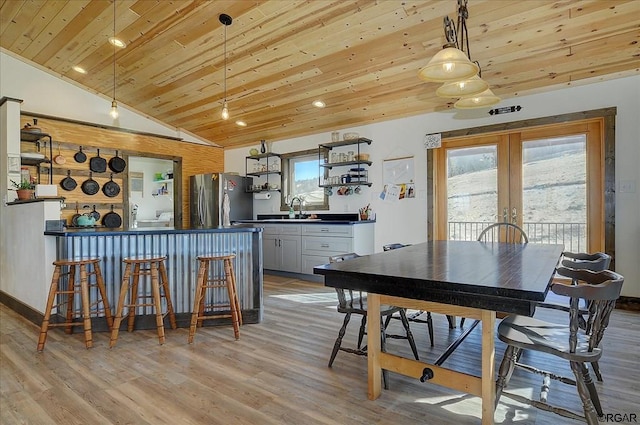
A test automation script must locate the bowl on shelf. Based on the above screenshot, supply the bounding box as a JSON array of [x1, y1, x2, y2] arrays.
[[355, 153, 370, 161], [249, 148, 259, 156], [343, 132, 359, 141]]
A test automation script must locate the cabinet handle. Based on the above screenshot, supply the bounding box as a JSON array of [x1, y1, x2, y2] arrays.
[[274, 239, 278, 247], [320, 228, 329, 232], [321, 243, 330, 248]]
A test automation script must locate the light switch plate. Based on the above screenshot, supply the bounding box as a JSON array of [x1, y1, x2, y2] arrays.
[[619, 180, 636, 193]]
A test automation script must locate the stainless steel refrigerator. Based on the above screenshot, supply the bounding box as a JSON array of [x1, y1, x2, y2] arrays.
[[190, 173, 253, 227]]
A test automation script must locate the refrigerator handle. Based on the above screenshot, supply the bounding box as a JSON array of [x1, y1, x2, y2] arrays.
[[198, 183, 206, 225]]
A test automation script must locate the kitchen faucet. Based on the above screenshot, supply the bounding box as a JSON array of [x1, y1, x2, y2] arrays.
[[289, 196, 304, 219]]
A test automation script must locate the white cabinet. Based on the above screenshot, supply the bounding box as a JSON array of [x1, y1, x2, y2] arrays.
[[300, 223, 374, 275], [261, 224, 301, 273], [257, 222, 374, 275]]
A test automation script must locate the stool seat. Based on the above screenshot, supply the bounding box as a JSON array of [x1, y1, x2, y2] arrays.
[[123, 255, 167, 263], [110, 255, 176, 347], [37, 258, 113, 351], [189, 254, 241, 343]]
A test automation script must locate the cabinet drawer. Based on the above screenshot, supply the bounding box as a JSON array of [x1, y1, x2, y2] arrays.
[[302, 236, 352, 255], [278, 224, 302, 235], [302, 224, 353, 237]]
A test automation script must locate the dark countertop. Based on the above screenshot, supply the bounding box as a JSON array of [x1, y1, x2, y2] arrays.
[[44, 225, 262, 237], [235, 219, 375, 225], [236, 212, 375, 225]]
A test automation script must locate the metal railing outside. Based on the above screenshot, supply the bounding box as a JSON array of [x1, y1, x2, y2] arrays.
[[448, 221, 586, 251]]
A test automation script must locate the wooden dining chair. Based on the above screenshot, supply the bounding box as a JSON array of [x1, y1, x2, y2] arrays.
[[327, 253, 419, 389], [383, 243, 449, 346], [495, 267, 624, 425], [537, 251, 612, 381], [459, 222, 528, 329]]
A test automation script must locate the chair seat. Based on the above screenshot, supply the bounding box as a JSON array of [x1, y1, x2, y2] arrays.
[[336, 297, 402, 316], [497, 315, 602, 362]]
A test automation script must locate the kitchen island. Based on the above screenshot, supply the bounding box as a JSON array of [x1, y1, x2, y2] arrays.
[[2, 223, 263, 329]]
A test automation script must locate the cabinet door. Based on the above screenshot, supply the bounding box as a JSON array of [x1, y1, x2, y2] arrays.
[[279, 235, 301, 273], [263, 235, 279, 270]]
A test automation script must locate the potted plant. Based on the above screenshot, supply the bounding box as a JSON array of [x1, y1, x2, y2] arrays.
[[11, 179, 35, 200]]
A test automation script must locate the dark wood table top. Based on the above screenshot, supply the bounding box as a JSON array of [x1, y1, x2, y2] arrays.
[[314, 240, 564, 316]]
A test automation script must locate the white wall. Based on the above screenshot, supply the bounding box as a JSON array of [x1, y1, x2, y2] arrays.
[[226, 76, 640, 298]]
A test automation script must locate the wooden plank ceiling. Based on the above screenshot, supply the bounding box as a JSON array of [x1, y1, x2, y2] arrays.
[[1, 0, 639, 148]]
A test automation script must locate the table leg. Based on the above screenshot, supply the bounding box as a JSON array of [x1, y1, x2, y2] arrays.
[[481, 309, 496, 425], [367, 293, 382, 400]]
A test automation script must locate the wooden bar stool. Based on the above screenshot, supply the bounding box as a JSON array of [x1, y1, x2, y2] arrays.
[[110, 256, 177, 347], [37, 258, 113, 351], [188, 254, 242, 343]]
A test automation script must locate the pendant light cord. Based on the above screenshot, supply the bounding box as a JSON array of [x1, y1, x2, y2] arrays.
[[112, 0, 116, 102], [223, 23, 227, 103]]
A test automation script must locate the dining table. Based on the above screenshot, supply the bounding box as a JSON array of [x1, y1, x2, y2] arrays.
[[314, 240, 564, 425]]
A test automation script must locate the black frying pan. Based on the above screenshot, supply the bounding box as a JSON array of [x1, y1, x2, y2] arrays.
[[71, 202, 81, 226], [89, 205, 100, 221], [81, 172, 100, 195], [60, 170, 77, 191], [102, 205, 122, 228], [74, 146, 86, 163], [102, 173, 120, 197], [108, 150, 126, 173], [90, 148, 107, 173]]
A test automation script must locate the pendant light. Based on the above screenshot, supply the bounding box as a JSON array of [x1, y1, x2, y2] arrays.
[[454, 88, 501, 109], [436, 74, 488, 98], [220, 13, 233, 120], [418, 0, 500, 108], [109, 0, 118, 119]]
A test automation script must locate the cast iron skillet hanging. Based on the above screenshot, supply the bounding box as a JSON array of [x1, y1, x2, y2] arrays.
[[74, 146, 86, 163], [89, 205, 100, 221], [70, 202, 81, 226], [108, 150, 126, 173], [60, 170, 77, 191], [90, 148, 107, 173], [102, 173, 120, 197], [102, 205, 122, 228], [81, 172, 100, 195]]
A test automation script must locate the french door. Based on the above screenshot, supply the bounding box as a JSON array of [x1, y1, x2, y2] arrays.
[[434, 119, 604, 252]]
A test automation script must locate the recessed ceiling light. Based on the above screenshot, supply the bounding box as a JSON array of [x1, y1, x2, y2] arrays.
[[312, 100, 326, 108], [108, 37, 126, 48], [72, 65, 87, 74], [236, 120, 247, 127]]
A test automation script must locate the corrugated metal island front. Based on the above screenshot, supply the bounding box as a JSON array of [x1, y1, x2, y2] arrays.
[[44, 225, 263, 329]]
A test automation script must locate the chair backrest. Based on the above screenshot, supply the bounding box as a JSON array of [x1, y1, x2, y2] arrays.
[[329, 253, 363, 311], [561, 251, 611, 272], [477, 222, 528, 243], [552, 267, 624, 353], [383, 243, 410, 251]]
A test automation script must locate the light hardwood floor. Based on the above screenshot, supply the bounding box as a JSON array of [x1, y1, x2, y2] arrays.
[[1, 274, 639, 424]]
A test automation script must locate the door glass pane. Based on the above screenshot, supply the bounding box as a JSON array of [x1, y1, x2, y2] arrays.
[[447, 146, 498, 240], [521, 136, 586, 251]]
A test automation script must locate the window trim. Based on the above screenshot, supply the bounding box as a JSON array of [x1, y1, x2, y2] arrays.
[[280, 148, 329, 212]]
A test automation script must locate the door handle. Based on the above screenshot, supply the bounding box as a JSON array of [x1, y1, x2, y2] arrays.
[[502, 207, 508, 223], [512, 207, 517, 224]]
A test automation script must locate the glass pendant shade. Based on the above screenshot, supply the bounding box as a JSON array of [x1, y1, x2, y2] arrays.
[[109, 100, 119, 119], [221, 101, 229, 120], [436, 75, 488, 98], [418, 46, 479, 83], [454, 88, 501, 109]]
